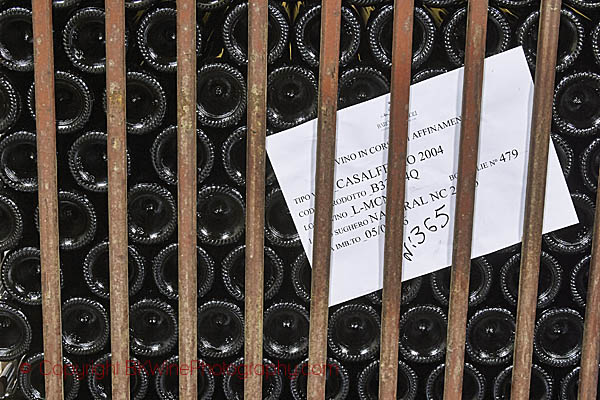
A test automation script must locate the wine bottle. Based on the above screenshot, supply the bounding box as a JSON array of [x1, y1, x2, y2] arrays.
[[196, 62, 247, 128], [196, 185, 245, 246], [0, 302, 31, 361], [411, 68, 448, 84], [223, 1, 289, 65], [581, 138, 600, 192], [594, 22, 600, 67], [551, 133, 573, 179], [500, 251, 562, 308], [465, 307, 515, 365], [265, 187, 300, 247], [338, 66, 389, 109], [0, 131, 37, 192], [264, 302, 310, 360], [328, 303, 380, 362], [222, 126, 276, 186], [518, 8, 583, 72], [366, 276, 423, 305], [430, 257, 492, 307], [18, 353, 80, 400], [151, 126, 215, 186], [63, 7, 126, 74], [492, 364, 553, 399], [152, 242, 215, 300], [127, 183, 177, 245], [129, 298, 178, 357], [443, 6, 511, 67], [553, 72, 600, 137], [0, 73, 20, 133], [88, 353, 149, 400], [222, 357, 283, 400], [120, 71, 166, 135], [28, 71, 93, 134], [570, 254, 590, 308], [69, 131, 130, 193], [267, 65, 318, 130], [35, 190, 97, 251], [293, 3, 361, 68], [53, 0, 81, 8], [291, 252, 311, 303], [83, 241, 146, 299], [398, 305, 447, 363], [533, 307, 584, 367], [357, 359, 417, 400], [137, 6, 202, 73], [559, 366, 600, 400], [290, 357, 349, 400], [0, 192, 23, 252], [61, 297, 109, 355], [197, 300, 244, 358], [222, 244, 283, 301], [0, 7, 34, 72], [125, 0, 157, 10], [367, 6, 435, 69], [155, 355, 214, 400], [543, 193, 594, 254], [426, 363, 485, 400], [492, 0, 535, 7], [564, 0, 600, 9], [1, 247, 62, 305]]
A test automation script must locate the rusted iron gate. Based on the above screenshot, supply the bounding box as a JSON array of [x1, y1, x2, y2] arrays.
[[27, 0, 600, 399]]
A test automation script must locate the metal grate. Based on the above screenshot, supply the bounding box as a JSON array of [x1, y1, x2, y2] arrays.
[[24, 0, 600, 399]]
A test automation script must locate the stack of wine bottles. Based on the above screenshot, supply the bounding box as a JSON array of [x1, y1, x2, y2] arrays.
[[0, 0, 599, 398]]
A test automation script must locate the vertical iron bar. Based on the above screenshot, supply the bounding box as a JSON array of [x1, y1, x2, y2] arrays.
[[306, 0, 342, 397], [442, 0, 488, 398], [579, 178, 600, 400], [245, 0, 269, 396], [177, 0, 198, 398], [377, 0, 414, 397], [31, 1, 63, 398], [510, 0, 562, 398], [105, 0, 129, 397]]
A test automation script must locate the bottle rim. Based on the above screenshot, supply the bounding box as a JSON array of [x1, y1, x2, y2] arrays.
[[28, 71, 93, 134], [0, 193, 23, 252], [129, 298, 178, 357], [570, 254, 590, 308], [411, 68, 448, 85], [465, 307, 515, 366], [291, 252, 311, 303], [580, 137, 600, 192], [263, 302, 310, 360], [87, 353, 149, 400], [0, 301, 32, 361], [221, 244, 283, 301], [327, 303, 381, 362], [533, 307, 584, 367], [398, 304, 448, 364], [551, 133, 574, 180], [197, 300, 244, 359], [61, 297, 109, 356], [356, 359, 418, 400], [127, 183, 177, 245]]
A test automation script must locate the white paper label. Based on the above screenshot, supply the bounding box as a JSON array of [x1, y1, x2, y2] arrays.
[[265, 47, 578, 306]]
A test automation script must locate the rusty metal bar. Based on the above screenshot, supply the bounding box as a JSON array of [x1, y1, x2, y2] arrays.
[[510, 1, 562, 398], [306, 0, 342, 397], [578, 150, 600, 394], [31, 2, 64, 399], [579, 191, 600, 399], [244, 0, 269, 397], [105, 0, 130, 397], [377, 0, 414, 397], [177, 0, 198, 398], [442, 0, 488, 398]]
